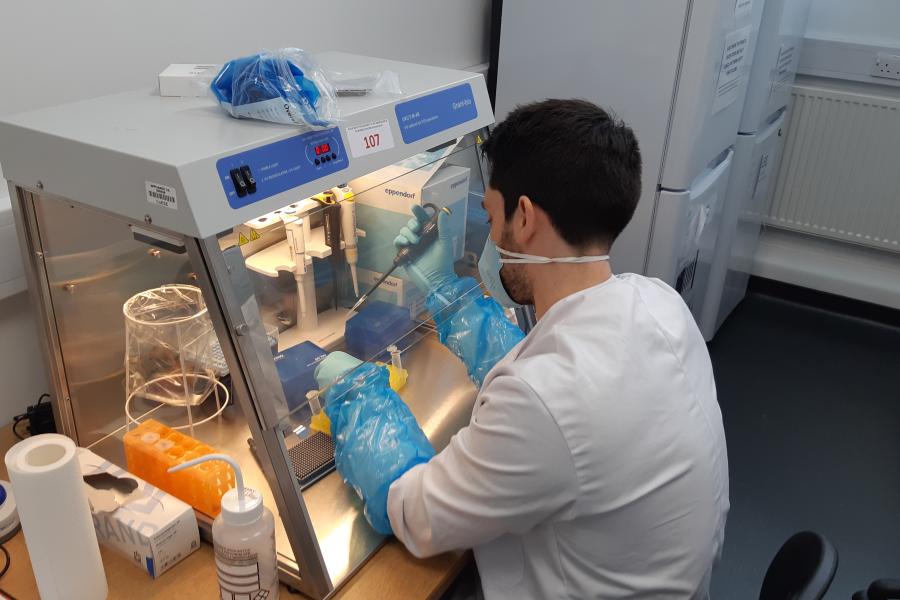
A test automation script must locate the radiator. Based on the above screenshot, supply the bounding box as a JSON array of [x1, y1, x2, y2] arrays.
[[766, 83, 900, 252]]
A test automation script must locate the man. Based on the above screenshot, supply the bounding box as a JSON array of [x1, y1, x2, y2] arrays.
[[316, 99, 729, 599]]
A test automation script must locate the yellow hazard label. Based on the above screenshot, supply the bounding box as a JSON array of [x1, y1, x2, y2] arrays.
[[238, 232, 249, 246], [250, 229, 260, 242]]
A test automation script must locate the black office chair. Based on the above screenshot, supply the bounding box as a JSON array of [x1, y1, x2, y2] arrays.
[[853, 579, 900, 599], [759, 531, 838, 600]]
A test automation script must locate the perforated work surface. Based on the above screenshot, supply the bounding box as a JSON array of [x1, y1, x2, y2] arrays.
[[288, 432, 335, 488]]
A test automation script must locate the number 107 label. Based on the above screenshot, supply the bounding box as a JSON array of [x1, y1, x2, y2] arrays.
[[345, 119, 396, 158]]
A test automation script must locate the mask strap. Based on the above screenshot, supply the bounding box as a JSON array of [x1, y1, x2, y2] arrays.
[[495, 245, 610, 264]]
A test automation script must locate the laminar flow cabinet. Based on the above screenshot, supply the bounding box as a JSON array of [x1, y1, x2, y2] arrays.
[[0, 52, 501, 599]]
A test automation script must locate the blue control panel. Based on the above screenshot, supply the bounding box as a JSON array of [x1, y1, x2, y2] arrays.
[[216, 127, 349, 209], [395, 83, 478, 144]]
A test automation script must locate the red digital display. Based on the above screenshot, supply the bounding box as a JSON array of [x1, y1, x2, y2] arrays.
[[315, 143, 331, 156]]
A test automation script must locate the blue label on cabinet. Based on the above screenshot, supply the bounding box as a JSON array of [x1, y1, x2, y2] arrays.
[[216, 127, 348, 209], [394, 83, 478, 144]]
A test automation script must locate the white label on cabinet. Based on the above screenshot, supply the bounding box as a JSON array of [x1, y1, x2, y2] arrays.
[[145, 181, 177, 210], [752, 151, 771, 200], [735, 0, 753, 19], [345, 119, 396, 158], [774, 44, 797, 87], [768, 44, 798, 106], [713, 26, 753, 114]]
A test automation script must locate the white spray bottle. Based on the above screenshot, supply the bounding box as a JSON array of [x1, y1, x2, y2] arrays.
[[169, 454, 279, 599]]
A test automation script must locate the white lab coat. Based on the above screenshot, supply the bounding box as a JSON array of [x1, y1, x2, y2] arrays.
[[388, 274, 729, 599]]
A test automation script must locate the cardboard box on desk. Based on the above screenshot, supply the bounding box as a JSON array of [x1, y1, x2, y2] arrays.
[[350, 159, 470, 316], [78, 448, 200, 578], [158, 64, 218, 97]]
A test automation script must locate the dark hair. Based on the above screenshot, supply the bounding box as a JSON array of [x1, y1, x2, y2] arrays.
[[481, 98, 642, 249]]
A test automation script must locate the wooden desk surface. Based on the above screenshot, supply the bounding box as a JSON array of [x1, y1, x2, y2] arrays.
[[0, 426, 468, 599]]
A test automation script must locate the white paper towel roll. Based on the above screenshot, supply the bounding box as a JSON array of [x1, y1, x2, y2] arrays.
[[5, 434, 107, 599]]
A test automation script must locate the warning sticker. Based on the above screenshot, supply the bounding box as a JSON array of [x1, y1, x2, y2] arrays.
[[238, 229, 261, 246], [145, 181, 177, 210]]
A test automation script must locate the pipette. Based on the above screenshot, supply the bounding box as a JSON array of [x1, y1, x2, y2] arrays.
[[283, 215, 308, 324], [350, 203, 451, 313], [315, 192, 342, 309], [336, 186, 360, 297]]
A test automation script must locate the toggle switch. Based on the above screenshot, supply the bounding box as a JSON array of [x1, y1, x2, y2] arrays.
[[230, 168, 248, 197], [240, 166, 257, 194]]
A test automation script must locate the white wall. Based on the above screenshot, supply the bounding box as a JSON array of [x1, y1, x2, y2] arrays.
[[0, 0, 491, 117], [0, 0, 492, 422], [806, 0, 900, 46], [0, 292, 49, 424]]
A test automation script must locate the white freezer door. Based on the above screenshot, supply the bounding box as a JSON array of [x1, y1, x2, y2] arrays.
[[647, 149, 733, 331], [493, 0, 690, 275], [701, 113, 785, 336], [740, 0, 813, 132], [661, 0, 764, 190]]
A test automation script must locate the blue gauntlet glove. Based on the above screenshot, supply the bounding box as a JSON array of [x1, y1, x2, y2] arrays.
[[394, 205, 458, 294], [395, 206, 525, 387], [425, 278, 525, 387], [314, 352, 434, 535]]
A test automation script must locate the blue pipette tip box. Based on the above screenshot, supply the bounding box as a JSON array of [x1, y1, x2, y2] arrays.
[[274, 341, 328, 412], [345, 300, 414, 362]]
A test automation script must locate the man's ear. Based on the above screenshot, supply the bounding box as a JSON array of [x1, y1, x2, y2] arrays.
[[515, 195, 538, 244]]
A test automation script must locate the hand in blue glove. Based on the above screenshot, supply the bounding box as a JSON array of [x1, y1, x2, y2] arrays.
[[313, 352, 434, 535], [393, 205, 457, 294], [314, 351, 363, 390]]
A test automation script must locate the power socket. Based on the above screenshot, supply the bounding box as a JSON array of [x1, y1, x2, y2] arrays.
[[872, 52, 900, 80]]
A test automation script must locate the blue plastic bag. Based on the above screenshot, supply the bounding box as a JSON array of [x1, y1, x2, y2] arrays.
[[210, 48, 338, 128], [322, 362, 434, 534]]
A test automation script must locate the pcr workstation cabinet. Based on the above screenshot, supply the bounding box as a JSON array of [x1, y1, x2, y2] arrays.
[[0, 53, 511, 598]]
